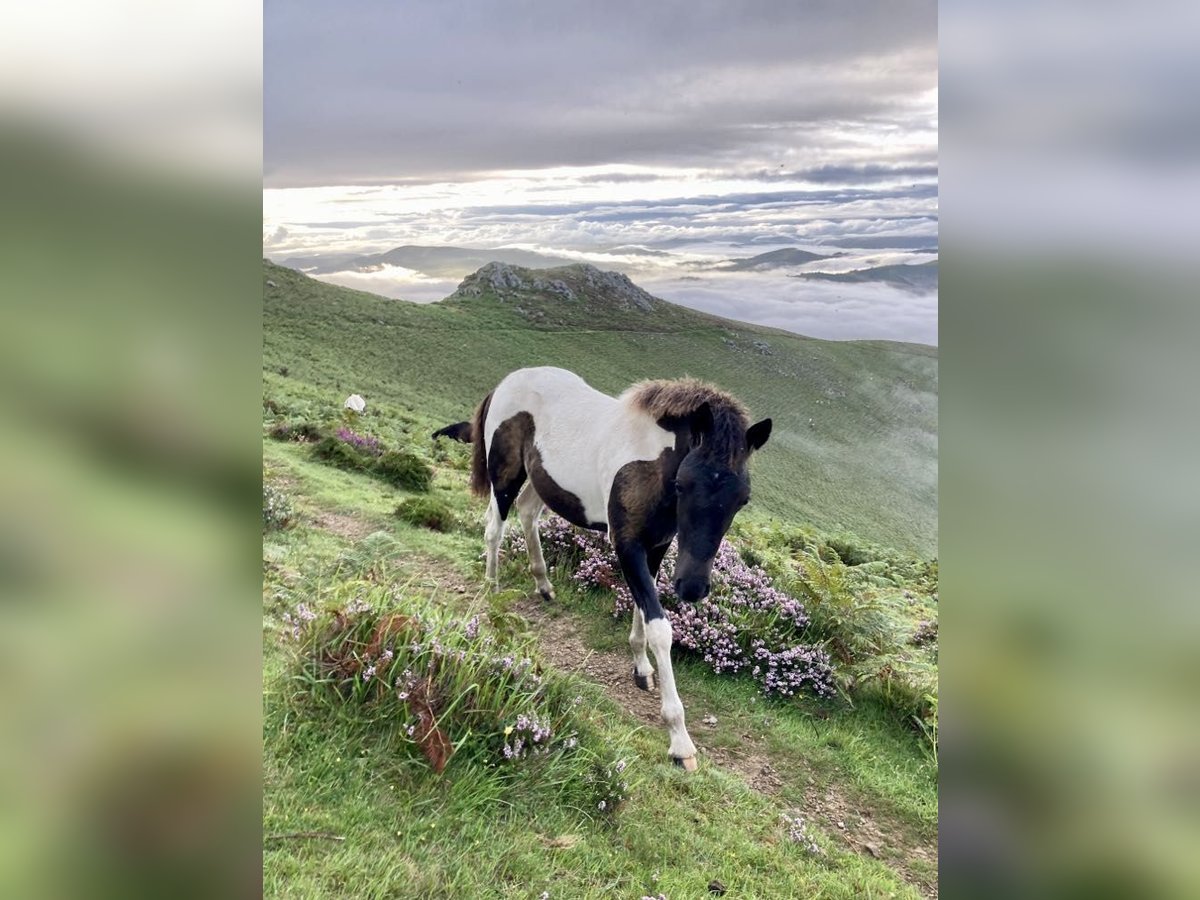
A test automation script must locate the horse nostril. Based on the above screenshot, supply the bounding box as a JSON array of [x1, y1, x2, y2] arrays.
[[700, 581, 711, 599], [672, 578, 683, 595]]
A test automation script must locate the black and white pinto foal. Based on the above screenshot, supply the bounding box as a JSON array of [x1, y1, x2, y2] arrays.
[[434, 366, 771, 770]]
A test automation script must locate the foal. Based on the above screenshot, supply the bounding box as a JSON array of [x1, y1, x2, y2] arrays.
[[435, 366, 771, 769]]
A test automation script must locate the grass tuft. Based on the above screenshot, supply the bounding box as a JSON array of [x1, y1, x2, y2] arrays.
[[281, 585, 634, 816], [395, 496, 460, 532], [374, 448, 434, 491], [263, 481, 295, 531]]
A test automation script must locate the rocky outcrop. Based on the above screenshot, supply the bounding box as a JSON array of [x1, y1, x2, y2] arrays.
[[452, 262, 659, 312]]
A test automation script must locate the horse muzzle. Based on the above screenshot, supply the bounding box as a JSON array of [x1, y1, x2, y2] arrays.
[[673, 576, 711, 602]]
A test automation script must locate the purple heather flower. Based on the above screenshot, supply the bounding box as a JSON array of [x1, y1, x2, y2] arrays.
[[335, 426, 382, 456], [518, 514, 835, 699], [782, 814, 822, 855]]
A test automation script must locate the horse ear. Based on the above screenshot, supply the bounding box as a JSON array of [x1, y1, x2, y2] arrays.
[[691, 402, 714, 437], [746, 418, 772, 452]]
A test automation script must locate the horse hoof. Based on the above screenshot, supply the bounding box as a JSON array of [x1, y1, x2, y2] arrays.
[[633, 669, 654, 691], [671, 755, 698, 772], [539, 589, 555, 602]]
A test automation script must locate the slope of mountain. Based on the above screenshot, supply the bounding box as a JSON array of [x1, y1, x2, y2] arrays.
[[263, 260, 938, 555], [796, 261, 938, 293], [715, 247, 842, 271]]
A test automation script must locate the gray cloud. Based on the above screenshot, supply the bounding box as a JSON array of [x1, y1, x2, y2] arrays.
[[738, 163, 939, 184], [265, 0, 936, 187]]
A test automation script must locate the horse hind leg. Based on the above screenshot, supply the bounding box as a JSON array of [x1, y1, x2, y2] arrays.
[[515, 484, 555, 601], [484, 494, 506, 591], [482, 416, 529, 592], [630, 606, 655, 691]]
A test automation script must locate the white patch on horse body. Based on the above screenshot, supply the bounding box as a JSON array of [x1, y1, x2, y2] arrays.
[[485, 367, 673, 525]]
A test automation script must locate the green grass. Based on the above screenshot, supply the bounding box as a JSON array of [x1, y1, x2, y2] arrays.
[[264, 433, 937, 899], [264, 705, 920, 899], [263, 260, 937, 556], [265, 627, 929, 899]]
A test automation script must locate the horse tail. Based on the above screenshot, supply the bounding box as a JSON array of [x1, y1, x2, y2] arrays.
[[468, 391, 494, 498], [431, 421, 472, 443]]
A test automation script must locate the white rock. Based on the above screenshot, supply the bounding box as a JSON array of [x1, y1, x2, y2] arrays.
[[344, 394, 366, 413]]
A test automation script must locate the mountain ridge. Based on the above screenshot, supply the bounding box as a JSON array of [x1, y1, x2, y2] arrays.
[[714, 247, 845, 271], [795, 260, 938, 293]]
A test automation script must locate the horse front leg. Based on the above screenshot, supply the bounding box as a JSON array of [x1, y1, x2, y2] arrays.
[[629, 606, 654, 690], [616, 541, 697, 771], [629, 542, 668, 691]]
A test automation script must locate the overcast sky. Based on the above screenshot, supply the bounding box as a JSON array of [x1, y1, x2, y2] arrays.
[[264, 0, 938, 344]]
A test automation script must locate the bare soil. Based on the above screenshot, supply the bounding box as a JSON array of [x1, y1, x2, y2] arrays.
[[311, 509, 376, 541]]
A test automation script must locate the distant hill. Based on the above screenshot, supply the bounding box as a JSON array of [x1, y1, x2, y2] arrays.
[[714, 248, 843, 271], [281, 245, 578, 278], [796, 261, 938, 293], [822, 235, 938, 251], [263, 260, 938, 554]]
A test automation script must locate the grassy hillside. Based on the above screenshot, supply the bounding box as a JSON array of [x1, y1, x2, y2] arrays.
[[262, 260, 938, 897], [263, 260, 937, 555]]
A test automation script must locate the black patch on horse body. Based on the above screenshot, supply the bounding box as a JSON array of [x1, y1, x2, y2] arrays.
[[609, 448, 684, 547], [487, 411, 605, 530], [487, 412, 531, 519]]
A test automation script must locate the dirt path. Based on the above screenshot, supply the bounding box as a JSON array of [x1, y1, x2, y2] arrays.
[[515, 596, 938, 899]]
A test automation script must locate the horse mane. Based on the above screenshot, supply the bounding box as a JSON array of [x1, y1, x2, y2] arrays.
[[623, 378, 750, 461]]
